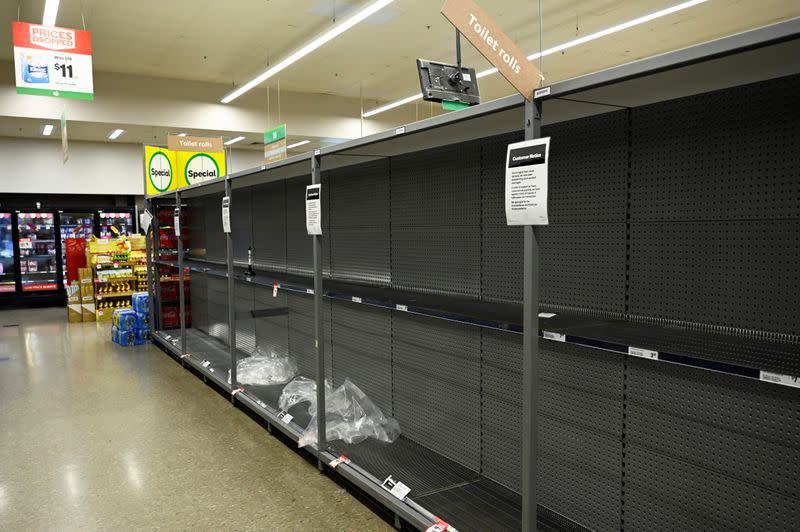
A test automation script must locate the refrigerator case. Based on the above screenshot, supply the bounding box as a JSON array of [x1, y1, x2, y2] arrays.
[[0, 213, 16, 293], [17, 212, 59, 292], [99, 211, 133, 238], [59, 211, 94, 286]]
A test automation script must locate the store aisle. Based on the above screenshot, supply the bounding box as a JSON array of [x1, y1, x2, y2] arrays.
[[0, 308, 391, 531]]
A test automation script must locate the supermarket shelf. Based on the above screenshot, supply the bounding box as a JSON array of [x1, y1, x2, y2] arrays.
[[96, 277, 136, 283], [96, 291, 133, 300], [21, 270, 57, 274], [232, 265, 800, 389]]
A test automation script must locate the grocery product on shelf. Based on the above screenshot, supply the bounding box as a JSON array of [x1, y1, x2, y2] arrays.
[[85, 235, 148, 321]]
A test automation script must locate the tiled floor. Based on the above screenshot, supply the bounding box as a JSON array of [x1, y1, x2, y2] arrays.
[[0, 307, 391, 531]]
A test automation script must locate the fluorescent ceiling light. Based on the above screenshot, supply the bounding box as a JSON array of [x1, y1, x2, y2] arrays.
[[42, 124, 54, 136], [42, 0, 60, 26], [287, 140, 311, 149], [362, 0, 708, 118], [108, 129, 125, 140], [221, 0, 395, 104], [224, 136, 246, 146], [177, 132, 187, 137]]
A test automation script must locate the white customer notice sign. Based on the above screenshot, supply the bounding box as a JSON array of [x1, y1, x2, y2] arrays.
[[12, 21, 94, 100], [505, 138, 550, 225]]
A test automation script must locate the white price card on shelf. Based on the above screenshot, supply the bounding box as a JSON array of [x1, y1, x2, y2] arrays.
[[426, 519, 452, 532], [760, 371, 800, 388], [381, 476, 411, 501], [173, 208, 181, 237], [329, 455, 351, 469], [277, 410, 294, 424], [505, 137, 550, 226], [538, 312, 557, 318], [305, 184, 322, 235], [201, 360, 211, 368], [628, 347, 658, 360], [273, 282, 279, 297], [221, 196, 231, 233], [543, 331, 565, 342]]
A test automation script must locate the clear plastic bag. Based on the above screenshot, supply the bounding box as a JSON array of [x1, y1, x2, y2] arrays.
[[228, 348, 297, 386], [279, 377, 401, 447]]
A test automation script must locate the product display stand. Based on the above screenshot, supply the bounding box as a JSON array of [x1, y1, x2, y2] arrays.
[[147, 18, 800, 532]]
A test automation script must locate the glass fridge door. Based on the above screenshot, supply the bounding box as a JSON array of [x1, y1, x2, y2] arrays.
[[59, 211, 94, 285], [0, 213, 16, 293], [17, 212, 59, 291], [99, 211, 133, 238]]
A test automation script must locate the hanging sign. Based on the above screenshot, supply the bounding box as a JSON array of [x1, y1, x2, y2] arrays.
[[12, 21, 94, 100], [144, 146, 177, 195], [505, 137, 550, 225], [264, 124, 287, 164], [177, 150, 226, 186], [167, 135, 224, 153], [61, 110, 68, 163], [305, 184, 322, 236], [441, 0, 541, 100]]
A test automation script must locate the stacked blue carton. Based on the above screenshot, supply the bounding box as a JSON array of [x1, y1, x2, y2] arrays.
[[111, 292, 150, 347], [132, 292, 151, 345]]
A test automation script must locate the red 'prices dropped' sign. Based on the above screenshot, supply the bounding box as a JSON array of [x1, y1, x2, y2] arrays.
[[12, 21, 94, 100]]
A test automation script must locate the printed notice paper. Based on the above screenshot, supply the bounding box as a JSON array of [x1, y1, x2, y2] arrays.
[[505, 138, 550, 225], [305, 184, 322, 235], [221, 196, 231, 233]]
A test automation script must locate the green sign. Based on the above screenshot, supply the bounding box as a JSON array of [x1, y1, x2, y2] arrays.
[[264, 124, 287, 143]]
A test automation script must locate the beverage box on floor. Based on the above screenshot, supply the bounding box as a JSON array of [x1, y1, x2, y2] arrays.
[[118, 330, 136, 347], [112, 309, 137, 331], [111, 325, 119, 344], [132, 292, 149, 314], [66, 283, 82, 323]]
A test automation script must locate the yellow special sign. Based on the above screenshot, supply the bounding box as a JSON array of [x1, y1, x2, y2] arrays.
[[145, 146, 178, 195], [177, 150, 226, 187]]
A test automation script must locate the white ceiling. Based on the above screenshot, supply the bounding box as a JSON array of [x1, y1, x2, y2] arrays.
[[3, 0, 799, 104], [0, 0, 798, 149]]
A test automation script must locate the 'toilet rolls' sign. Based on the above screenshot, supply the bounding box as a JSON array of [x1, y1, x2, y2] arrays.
[[441, 0, 542, 100]]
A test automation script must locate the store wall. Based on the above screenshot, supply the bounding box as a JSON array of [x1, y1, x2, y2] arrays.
[[0, 137, 269, 196]]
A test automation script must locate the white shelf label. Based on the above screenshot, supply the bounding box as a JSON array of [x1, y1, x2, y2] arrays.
[[381, 476, 411, 501], [329, 455, 351, 469], [395, 126, 405, 135], [221, 196, 231, 233], [628, 346, 659, 360], [396, 304, 408, 312], [173, 208, 181, 237], [351, 296, 362, 304], [543, 331, 565, 342], [201, 360, 211, 368], [314, 149, 321, 155], [180, 353, 190, 359], [305, 184, 322, 236], [273, 282, 279, 297], [534, 86, 551, 98], [232, 387, 244, 396], [277, 410, 294, 424], [538, 312, 556, 318], [306, 288, 314, 295], [256, 400, 267, 409], [760, 371, 800, 388], [426, 521, 451, 532]]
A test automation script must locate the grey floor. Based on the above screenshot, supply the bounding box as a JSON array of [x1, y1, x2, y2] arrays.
[[0, 307, 392, 531]]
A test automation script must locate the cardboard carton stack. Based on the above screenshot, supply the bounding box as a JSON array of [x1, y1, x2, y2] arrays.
[[66, 283, 82, 323], [79, 267, 96, 322]]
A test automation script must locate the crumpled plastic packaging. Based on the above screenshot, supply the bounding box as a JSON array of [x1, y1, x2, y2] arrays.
[[279, 377, 401, 447], [227, 348, 297, 386]]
